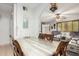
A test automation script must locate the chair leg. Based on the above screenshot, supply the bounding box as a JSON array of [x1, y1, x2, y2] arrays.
[[13, 53, 15, 56], [63, 51, 66, 56]]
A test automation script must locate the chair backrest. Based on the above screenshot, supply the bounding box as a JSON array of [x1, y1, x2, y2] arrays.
[[52, 41, 69, 56], [13, 40, 24, 56]]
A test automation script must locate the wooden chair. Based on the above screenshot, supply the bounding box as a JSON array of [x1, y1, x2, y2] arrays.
[[13, 40, 24, 56], [52, 41, 69, 56], [38, 33, 54, 42], [46, 34, 54, 42], [38, 33, 44, 39]]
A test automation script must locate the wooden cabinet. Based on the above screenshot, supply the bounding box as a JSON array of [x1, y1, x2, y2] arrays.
[[67, 22, 73, 32], [62, 22, 67, 32], [58, 23, 62, 31], [73, 21, 79, 32], [57, 20, 79, 32]]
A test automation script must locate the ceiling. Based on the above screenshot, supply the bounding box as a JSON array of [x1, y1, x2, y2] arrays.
[[0, 3, 79, 22], [22, 3, 79, 14], [40, 3, 79, 22], [22, 3, 79, 22], [22, 3, 43, 11]]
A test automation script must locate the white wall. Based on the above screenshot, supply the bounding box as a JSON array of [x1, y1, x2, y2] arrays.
[[14, 4, 40, 39], [0, 11, 11, 45]]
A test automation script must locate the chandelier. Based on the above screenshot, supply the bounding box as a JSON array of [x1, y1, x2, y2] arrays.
[[50, 3, 57, 12]]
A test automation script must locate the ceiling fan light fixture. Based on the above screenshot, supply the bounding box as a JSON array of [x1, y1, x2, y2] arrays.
[[50, 3, 57, 12], [56, 14, 60, 19]]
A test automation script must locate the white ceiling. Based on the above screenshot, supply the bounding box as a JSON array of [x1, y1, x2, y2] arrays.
[[22, 3, 79, 22], [22, 3, 43, 11], [40, 3, 79, 22], [22, 3, 79, 15], [0, 3, 79, 22]]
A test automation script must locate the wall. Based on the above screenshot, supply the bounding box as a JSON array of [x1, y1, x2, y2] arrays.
[[0, 11, 11, 45], [14, 4, 40, 39]]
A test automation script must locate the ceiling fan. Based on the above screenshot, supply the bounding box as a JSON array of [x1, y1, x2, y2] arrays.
[[56, 13, 66, 19], [49, 3, 79, 21], [50, 3, 57, 12], [49, 3, 66, 21]]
